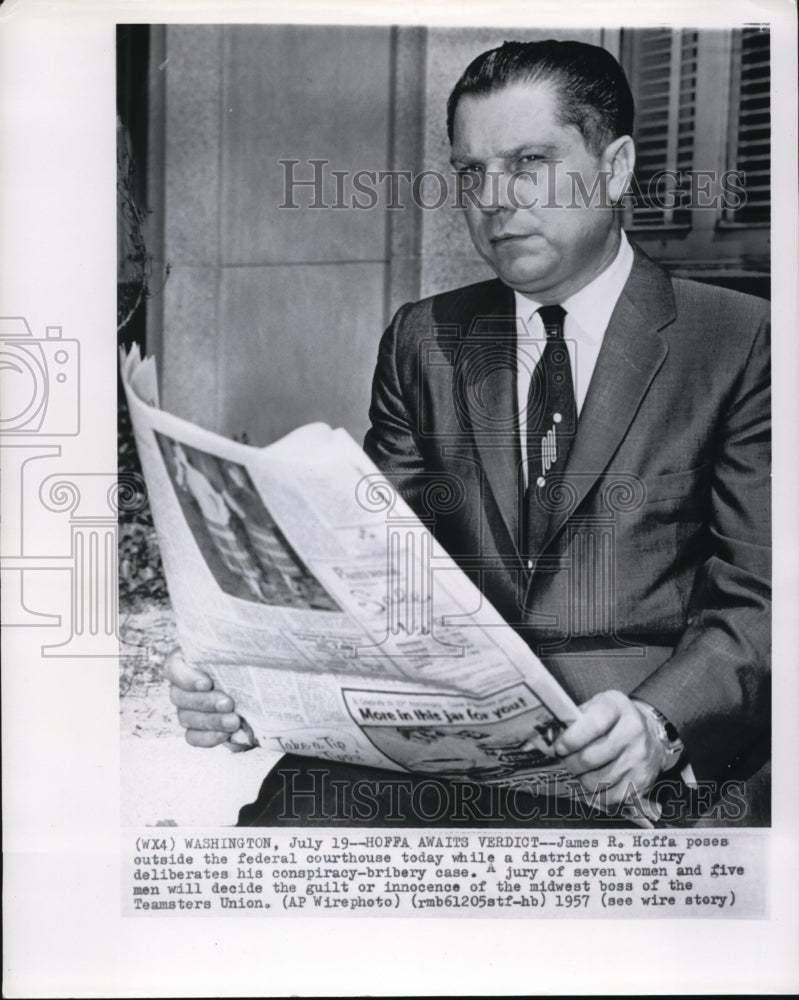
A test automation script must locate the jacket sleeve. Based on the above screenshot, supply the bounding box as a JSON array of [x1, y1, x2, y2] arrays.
[[363, 304, 430, 516], [631, 314, 771, 782]]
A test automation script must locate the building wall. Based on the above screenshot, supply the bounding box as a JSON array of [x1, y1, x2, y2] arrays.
[[148, 25, 393, 446]]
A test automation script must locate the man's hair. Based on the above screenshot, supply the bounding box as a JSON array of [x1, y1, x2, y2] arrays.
[[446, 39, 635, 155]]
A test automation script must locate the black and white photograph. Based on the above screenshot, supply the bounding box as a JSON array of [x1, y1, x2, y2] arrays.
[[119, 21, 772, 828], [153, 433, 340, 610], [2, 1, 798, 996]]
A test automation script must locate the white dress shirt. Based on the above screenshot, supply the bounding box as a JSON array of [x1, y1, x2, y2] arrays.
[[515, 231, 634, 486]]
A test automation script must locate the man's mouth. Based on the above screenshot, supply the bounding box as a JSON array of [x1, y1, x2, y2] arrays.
[[489, 232, 540, 245]]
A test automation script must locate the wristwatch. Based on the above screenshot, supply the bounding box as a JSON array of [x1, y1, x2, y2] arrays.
[[634, 700, 685, 772]]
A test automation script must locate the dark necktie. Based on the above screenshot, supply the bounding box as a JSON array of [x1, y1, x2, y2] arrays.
[[524, 304, 577, 561]]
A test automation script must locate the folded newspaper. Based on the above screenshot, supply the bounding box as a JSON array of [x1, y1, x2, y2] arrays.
[[121, 346, 657, 824]]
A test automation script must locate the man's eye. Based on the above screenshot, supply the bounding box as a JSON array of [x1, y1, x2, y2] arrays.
[[517, 154, 542, 165], [457, 163, 484, 175]]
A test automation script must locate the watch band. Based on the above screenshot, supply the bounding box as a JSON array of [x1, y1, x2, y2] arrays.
[[635, 700, 685, 772]]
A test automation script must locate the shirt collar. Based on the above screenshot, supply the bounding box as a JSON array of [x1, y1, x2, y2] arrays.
[[513, 230, 634, 342]]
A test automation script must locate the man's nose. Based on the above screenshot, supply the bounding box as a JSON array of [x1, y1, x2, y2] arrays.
[[476, 169, 515, 213]]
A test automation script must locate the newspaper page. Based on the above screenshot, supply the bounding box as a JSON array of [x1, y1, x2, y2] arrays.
[[122, 346, 590, 801]]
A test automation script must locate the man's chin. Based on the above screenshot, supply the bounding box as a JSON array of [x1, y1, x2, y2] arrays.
[[492, 265, 556, 297], [479, 245, 552, 285]]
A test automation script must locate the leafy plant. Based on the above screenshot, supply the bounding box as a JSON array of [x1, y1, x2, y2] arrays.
[[119, 522, 169, 610]]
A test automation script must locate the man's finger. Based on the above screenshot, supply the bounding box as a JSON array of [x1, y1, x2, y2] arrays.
[[177, 709, 241, 733], [185, 729, 234, 749], [169, 684, 234, 714], [559, 730, 625, 777], [574, 758, 654, 806], [554, 690, 625, 755], [163, 648, 213, 692]]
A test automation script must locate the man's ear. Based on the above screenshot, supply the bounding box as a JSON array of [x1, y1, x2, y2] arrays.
[[602, 135, 635, 205]]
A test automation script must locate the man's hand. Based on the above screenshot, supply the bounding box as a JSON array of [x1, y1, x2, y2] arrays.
[[552, 690, 668, 805], [164, 649, 241, 747]]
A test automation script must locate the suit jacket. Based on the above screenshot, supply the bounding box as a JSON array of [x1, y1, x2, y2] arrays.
[[363, 246, 771, 787]]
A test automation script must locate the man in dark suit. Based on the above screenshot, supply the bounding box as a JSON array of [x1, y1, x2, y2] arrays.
[[167, 40, 770, 825]]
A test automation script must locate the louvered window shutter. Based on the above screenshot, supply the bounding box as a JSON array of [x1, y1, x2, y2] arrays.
[[623, 29, 698, 229], [727, 28, 770, 224]]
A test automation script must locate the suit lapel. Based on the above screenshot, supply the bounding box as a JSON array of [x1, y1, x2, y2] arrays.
[[451, 280, 523, 556], [448, 250, 677, 568], [534, 250, 675, 557]]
